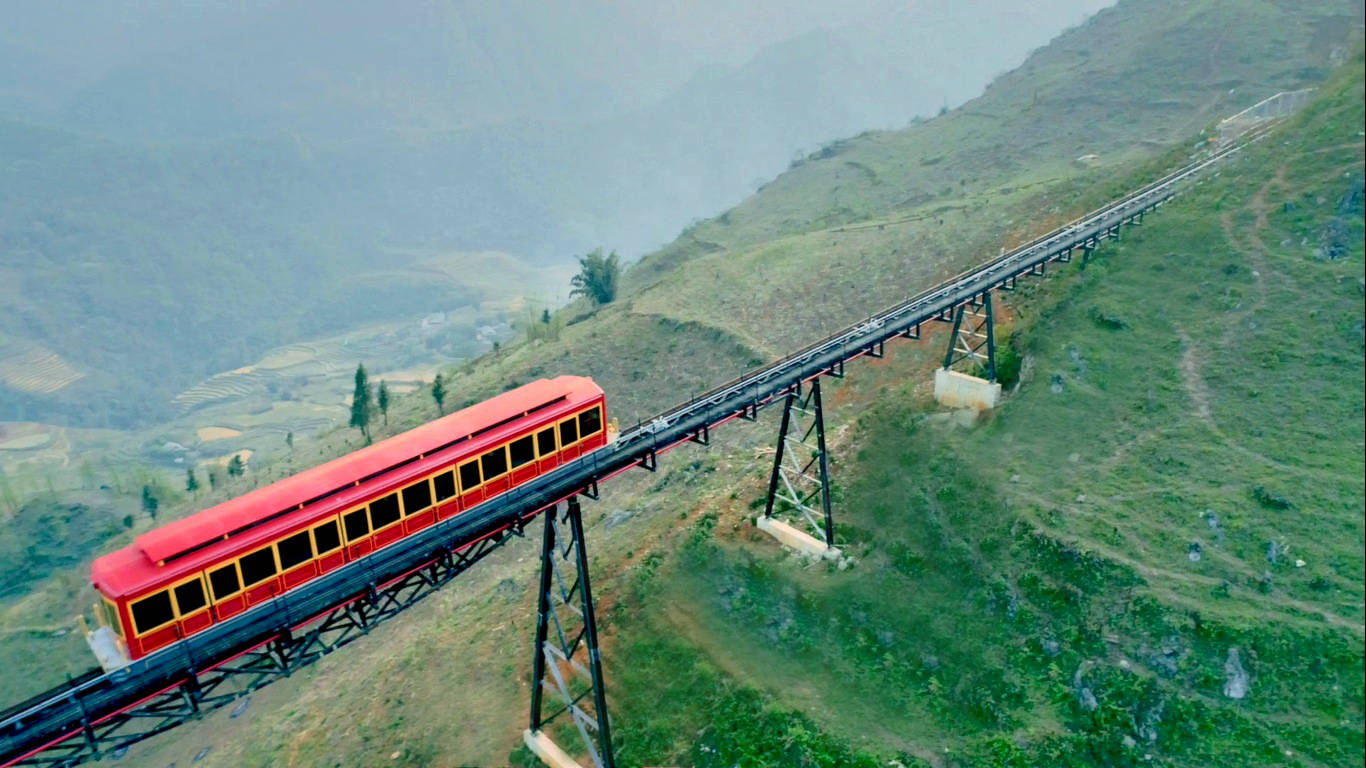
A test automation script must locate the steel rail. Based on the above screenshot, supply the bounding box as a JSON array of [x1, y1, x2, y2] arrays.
[[0, 127, 1269, 767]]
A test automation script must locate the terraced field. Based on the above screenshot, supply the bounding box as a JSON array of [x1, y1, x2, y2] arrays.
[[0, 339, 84, 394], [172, 369, 266, 412]]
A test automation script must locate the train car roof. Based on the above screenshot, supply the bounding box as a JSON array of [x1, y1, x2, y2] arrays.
[[92, 376, 602, 597]]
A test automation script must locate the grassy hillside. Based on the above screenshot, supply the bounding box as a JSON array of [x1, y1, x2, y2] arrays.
[[611, 58, 1364, 766], [435, 0, 1359, 401], [0, 0, 1360, 764], [125, 55, 1363, 768]]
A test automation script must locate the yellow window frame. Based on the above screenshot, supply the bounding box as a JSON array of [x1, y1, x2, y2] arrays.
[[168, 572, 211, 619], [535, 424, 559, 458], [480, 443, 511, 482], [100, 596, 124, 637], [400, 477, 434, 517], [458, 458, 482, 492], [207, 560, 244, 603], [431, 468, 458, 502], [341, 505, 372, 544], [128, 587, 178, 638], [312, 517, 343, 555], [237, 542, 283, 589], [507, 433, 536, 470], [558, 415, 581, 447], [368, 492, 404, 533], [578, 405, 603, 437], [274, 527, 316, 571]]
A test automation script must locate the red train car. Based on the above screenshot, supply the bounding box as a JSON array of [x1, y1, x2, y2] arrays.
[[86, 376, 608, 666]]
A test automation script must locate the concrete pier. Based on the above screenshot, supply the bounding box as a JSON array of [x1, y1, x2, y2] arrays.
[[756, 516, 841, 560], [524, 729, 585, 768], [933, 368, 1001, 410]]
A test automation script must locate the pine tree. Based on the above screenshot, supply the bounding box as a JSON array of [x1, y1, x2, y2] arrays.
[[208, 470, 218, 490], [350, 363, 373, 442], [432, 373, 447, 415], [541, 308, 551, 325], [185, 468, 199, 495], [285, 431, 294, 451], [141, 485, 159, 520], [227, 454, 245, 477], [377, 380, 390, 425]]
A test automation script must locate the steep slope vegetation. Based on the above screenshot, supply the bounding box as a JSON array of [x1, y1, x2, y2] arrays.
[[2, 0, 1360, 764], [613, 60, 1364, 766], [128, 55, 1362, 768]]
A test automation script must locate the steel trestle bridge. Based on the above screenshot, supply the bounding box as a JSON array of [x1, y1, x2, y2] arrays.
[[0, 129, 1269, 767]]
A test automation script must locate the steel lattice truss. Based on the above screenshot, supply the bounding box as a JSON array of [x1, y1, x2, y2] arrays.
[[763, 379, 835, 546], [16, 526, 524, 768], [942, 291, 997, 381], [528, 498, 615, 768]]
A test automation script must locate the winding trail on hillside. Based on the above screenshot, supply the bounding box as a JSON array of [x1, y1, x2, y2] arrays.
[[1200, 163, 1359, 483], [1008, 489, 1364, 636]]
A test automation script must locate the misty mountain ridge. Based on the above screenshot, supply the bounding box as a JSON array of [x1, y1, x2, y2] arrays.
[[0, 1, 1109, 429]]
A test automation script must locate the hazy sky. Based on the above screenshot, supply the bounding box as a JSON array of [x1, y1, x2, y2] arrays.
[[609, 0, 1111, 62]]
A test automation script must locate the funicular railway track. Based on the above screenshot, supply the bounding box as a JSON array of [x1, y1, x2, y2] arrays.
[[0, 128, 1271, 767]]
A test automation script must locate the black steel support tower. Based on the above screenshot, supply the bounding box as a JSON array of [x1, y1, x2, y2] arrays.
[[942, 291, 997, 382], [527, 497, 616, 768], [763, 379, 836, 548]]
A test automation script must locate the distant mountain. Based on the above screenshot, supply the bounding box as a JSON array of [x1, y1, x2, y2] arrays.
[[0, 0, 1113, 428], [2, 0, 696, 140]]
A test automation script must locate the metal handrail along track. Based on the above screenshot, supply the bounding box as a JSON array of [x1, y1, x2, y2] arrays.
[[0, 128, 1268, 766]]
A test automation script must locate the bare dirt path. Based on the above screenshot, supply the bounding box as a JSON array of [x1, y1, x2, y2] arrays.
[[1008, 489, 1364, 636], [1174, 327, 1213, 421]]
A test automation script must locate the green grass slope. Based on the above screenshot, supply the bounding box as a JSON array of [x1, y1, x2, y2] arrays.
[[615, 56, 1363, 766], [127, 61, 1362, 767], [628, 0, 1357, 278], [460, 0, 1359, 386], [2, 0, 1361, 764]]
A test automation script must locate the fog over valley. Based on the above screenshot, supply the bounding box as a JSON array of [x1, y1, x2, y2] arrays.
[[0, 0, 1109, 431]]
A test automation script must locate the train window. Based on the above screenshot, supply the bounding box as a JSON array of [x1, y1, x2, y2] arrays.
[[509, 435, 535, 468], [459, 460, 481, 490], [559, 417, 578, 446], [101, 599, 124, 637], [277, 530, 313, 570], [173, 578, 207, 615], [536, 427, 557, 456], [370, 493, 401, 528], [313, 520, 341, 554], [209, 564, 241, 600], [401, 481, 431, 515], [578, 407, 602, 437], [239, 547, 278, 587], [433, 471, 456, 501], [481, 447, 508, 480], [131, 591, 175, 635], [343, 508, 370, 542]]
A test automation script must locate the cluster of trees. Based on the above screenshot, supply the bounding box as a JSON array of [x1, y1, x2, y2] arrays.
[[341, 247, 622, 442], [181, 452, 245, 498], [349, 364, 447, 443]]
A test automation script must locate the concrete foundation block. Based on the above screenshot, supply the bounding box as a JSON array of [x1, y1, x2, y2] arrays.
[[756, 516, 841, 560], [523, 729, 585, 768], [933, 368, 1002, 410]]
